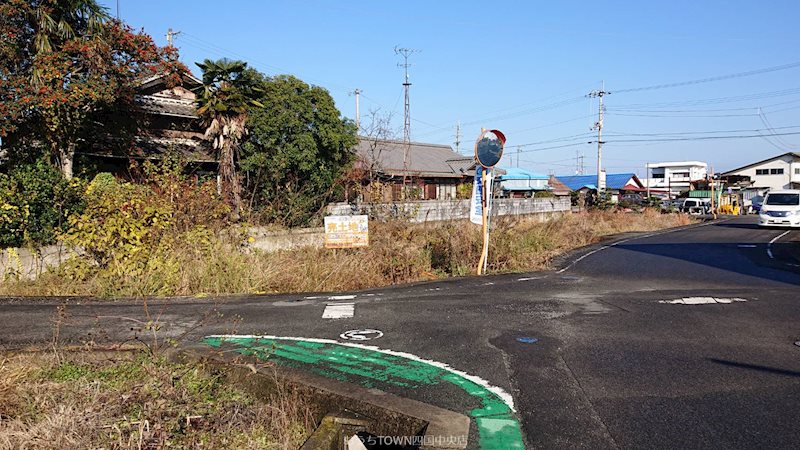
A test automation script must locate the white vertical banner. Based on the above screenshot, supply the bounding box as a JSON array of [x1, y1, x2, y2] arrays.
[[485, 168, 494, 202], [470, 167, 483, 225]]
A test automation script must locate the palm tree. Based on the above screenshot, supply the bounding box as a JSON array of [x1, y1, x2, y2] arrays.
[[195, 59, 262, 218], [29, 0, 109, 85]]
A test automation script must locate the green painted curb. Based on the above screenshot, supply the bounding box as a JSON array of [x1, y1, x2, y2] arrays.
[[203, 335, 524, 449]]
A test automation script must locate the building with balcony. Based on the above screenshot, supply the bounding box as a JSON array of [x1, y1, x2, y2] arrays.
[[644, 161, 708, 196]]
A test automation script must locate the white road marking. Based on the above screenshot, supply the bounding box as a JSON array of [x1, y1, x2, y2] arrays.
[[737, 244, 757, 248], [517, 277, 543, 281], [207, 334, 516, 411], [659, 297, 747, 305], [322, 302, 355, 319], [767, 230, 791, 260], [339, 329, 383, 341], [557, 218, 731, 273], [328, 295, 357, 300], [304, 296, 321, 299]]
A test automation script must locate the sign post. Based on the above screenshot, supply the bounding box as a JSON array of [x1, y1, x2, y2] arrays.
[[473, 129, 505, 275]]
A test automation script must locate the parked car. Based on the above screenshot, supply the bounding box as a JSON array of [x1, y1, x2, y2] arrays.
[[619, 193, 644, 207], [748, 195, 764, 214], [758, 190, 800, 228], [679, 198, 710, 215]]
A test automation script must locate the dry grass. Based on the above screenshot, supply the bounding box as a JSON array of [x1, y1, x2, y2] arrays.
[[0, 210, 691, 297], [0, 351, 313, 450]]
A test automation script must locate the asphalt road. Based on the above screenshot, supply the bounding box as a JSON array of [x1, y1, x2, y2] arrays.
[[2, 215, 799, 449]]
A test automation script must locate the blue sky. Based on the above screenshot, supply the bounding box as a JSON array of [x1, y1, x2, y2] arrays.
[[104, 0, 800, 176]]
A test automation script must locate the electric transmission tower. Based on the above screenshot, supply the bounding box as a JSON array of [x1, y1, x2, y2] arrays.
[[395, 46, 418, 187], [575, 149, 585, 175]]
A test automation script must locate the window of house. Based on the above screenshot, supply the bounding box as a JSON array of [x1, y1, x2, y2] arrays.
[[652, 173, 665, 179], [671, 172, 690, 178], [756, 169, 769, 175], [795, 168, 800, 175], [770, 168, 784, 175]]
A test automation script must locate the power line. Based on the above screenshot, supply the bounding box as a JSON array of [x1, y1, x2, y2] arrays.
[[757, 109, 796, 149], [612, 60, 800, 94], [604, 124, 800, 137], [610, 87, 800, 110], [604, 130, 800, 143], [608, 112, 758, 118]]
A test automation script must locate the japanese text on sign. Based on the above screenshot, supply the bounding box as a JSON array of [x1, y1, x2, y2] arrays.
[[324, 215, 369, 248]]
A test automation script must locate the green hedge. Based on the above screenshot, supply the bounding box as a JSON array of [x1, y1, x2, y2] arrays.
[[0, 161, 85, 248]]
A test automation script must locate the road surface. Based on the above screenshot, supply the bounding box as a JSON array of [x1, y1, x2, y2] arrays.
[[2, 215, 799, 448]]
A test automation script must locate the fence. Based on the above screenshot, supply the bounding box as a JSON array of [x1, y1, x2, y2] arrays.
[[326, 196, 571, 223]]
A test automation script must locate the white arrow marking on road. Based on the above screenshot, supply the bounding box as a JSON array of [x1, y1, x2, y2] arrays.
[[322, 302, 355, 319], [339, 329, 383, 341]]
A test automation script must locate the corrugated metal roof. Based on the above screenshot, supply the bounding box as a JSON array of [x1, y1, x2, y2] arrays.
[[355, 138, 467, 178], [556, 173, 641, 191], [497, 167, 549, 181]]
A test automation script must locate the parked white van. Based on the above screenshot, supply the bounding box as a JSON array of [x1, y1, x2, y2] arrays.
[[679, 198, 710, 215], [758, 190, 800, 228]]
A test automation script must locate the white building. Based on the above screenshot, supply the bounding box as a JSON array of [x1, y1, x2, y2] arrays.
[[645, 161, 708, 196], [721, 152, 800, 191]]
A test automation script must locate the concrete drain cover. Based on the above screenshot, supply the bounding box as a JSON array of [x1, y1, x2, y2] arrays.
[[659, 297, 747, 305]]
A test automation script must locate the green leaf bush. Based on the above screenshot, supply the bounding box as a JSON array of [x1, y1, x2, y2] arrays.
[[0, 160, 85, 248]]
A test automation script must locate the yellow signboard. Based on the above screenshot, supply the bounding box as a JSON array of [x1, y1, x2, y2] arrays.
[[324, 215, 369, 248]]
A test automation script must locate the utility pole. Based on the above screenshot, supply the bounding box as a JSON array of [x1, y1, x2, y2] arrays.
[[395, 46, 418, 191], [588, 82, 608, 192], [166, 28, 181, 47], [351, 89, 362, 133], [646, 163, 651, 200], [516, 146, 521, 168], [454, 120, 462, 155]]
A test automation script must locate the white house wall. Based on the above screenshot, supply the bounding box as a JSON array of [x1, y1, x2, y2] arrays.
[[726, 154, 800, 190]]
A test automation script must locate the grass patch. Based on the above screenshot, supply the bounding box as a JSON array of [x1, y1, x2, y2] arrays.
[[0, 351, 313, 450], [0, 210, 692, 297]]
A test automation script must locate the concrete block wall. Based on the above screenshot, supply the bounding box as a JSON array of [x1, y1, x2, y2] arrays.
[[327, 197, 571, 223], [0, 244, 75, 281]]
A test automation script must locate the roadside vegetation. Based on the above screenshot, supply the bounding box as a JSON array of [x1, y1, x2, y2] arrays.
[[0, 1, 692, 298], [0, 351, 312, 449], [0, 165, 691, 297]]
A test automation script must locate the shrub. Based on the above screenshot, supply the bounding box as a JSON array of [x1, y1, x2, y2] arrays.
[[0, 160, 85, 248], [57, 162, 231, 294]]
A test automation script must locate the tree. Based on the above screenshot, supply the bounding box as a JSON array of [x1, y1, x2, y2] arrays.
[[195, 59, 262, 219], [241, 74, 358, 226], [0, 0, 185, 178]]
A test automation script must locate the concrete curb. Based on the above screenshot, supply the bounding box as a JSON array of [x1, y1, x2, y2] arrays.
[[174, 345, 470, 449]]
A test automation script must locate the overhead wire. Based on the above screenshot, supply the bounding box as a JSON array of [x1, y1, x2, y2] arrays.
[[612, 60, 800, 94]]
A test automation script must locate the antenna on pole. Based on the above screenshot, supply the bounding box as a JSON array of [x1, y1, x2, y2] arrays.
[[116, 0, 120, 20], [395, 46, 419, 194]]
